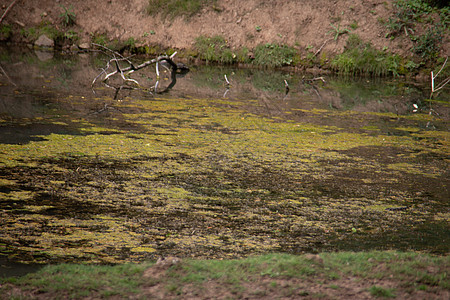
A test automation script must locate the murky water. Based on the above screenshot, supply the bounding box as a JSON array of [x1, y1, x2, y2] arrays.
[[0, 46, 448, 268]]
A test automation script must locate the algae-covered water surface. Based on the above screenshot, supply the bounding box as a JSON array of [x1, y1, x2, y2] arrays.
[[0, 47, 448, 265]]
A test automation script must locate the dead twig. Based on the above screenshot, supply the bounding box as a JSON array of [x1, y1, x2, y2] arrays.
[[430, 57, 449, 98], [224, 74, 230, 87], [314, 38, 332, 57], [0, 0, 18, 24]]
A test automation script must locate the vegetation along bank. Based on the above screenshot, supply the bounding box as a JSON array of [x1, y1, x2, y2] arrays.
[[0, 0, 448, 78]]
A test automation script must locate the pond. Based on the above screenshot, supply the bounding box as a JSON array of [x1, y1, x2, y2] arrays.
[[0, 46, 448, 267]]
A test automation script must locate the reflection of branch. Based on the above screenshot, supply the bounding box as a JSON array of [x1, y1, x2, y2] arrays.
[[101, 82, 136, 100], [0, 63, 16, 86], [89, 102, 120, 115], [301, 76, 326, 100], [302, 76, 326, 83], [154, 69, 179, 94], [282, 80, 289, 100], [0, 0, 18, 24], [223, 74, 231, 98], [310, 85, 322, 100], [223, 88, 230, 98]]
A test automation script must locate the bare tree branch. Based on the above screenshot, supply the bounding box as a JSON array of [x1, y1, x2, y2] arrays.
[[434, 77, 450, 92], [314, 38, 332, 57], [91, 46, 181, 87], [0, 0, 18, 24], [430, 57, 449, 98], [91, 45, 189, 97]]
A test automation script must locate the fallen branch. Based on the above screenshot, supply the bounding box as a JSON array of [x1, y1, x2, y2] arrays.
[[0, 0, 18, 24], [91, 44, 182, 88]]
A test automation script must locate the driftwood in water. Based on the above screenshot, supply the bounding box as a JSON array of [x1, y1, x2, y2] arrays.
[[91, 44, 189, 90]]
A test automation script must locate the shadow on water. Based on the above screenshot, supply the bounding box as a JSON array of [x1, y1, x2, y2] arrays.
[[0, 256, 42, 278], [0, 46, 448, 266]]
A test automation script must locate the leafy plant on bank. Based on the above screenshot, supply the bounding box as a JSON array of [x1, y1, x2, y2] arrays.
[[91, 33, 108, 46], [331, 34, 404, 76], [386, 0, 448, 61], [194, 36, 300, 67], [327, 23, 351, 41], [412, 27, 443, 60], [253, 43, 299, 68], [194, 35, 242, 64], [59, 5, 76, 27], [0, 24, 12, 40], [19, 22, 70, 45]]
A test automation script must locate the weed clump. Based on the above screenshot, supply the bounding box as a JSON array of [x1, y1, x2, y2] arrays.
[[386, 0, 432, 37], [369, 285, 396, 298], [194, 35, 250, 64], [194, 35, 235, 64], [412, 27, 443, 60], [59, 5, 76, 27], [385, 0, 448, 62], [0, 24, 12, 41], [91, 33, 108, 46], [253, 43, 299, 68], [331, 34, 403, 76], [194, 37, 299, 67]]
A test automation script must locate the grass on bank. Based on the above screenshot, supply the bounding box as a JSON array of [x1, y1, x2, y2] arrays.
[[331, 34, 411, 76], [193, 33, 411, 75], [194, 35, 249, 64], [1, 251, 448, 299], [193, 35, 301, 68], [1, 263, 153, 299], [253, 43, 300, 67]]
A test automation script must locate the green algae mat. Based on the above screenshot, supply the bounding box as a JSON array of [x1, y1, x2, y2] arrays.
[[0, 51, 449, 264]]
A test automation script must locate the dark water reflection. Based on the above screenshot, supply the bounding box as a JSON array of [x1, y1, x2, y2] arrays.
[[0, 46, 448, 267], [0, 46, 446, 126], [0, 256, 42, 278]]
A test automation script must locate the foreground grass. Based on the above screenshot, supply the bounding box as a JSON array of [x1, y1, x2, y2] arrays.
[[0, 263, 153, 299], [1, 251, 448, 299]]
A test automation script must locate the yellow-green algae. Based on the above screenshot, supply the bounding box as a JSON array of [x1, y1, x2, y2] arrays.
[[0, 95, 449, 264]]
